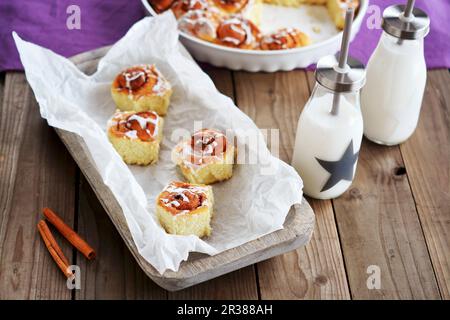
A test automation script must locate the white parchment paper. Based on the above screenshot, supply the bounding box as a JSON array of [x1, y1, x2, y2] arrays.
[[14, 12, 304, 274]]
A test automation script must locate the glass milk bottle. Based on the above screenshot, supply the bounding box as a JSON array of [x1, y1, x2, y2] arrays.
[[292, 55, 366, 199], [361, 2, 430, 145]]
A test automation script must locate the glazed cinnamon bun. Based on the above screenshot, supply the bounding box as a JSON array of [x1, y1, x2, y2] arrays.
[[111, 64, 172, 116], [156, 181, 214, 237], [178, 10, 221, 42], [216, 15, 261, 49], [260, 28, 311, 50], [172, 129, 235, 184], [107, 110, 164, 165], [170, 0, 210, 19]]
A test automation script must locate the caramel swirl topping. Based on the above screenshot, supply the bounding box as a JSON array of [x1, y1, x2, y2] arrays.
[[115, 64, 168, 97], [117, 66, 149, 91], [260, 28, 311, 50], [159, 182, 208, 215], [172, 129, 229, 167], [171, 0, 209, 19], [110, 111, 159, 142], [175, 129, 227, 166], [216, 16, 260, 48], [178, 10, 220, 42], [191, 129, 226, 157]]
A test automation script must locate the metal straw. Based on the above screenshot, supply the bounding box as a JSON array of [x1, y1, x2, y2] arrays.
[[397, 0, 415, 45], [331, 8, 354, 116], [404, 0, 415, 18]]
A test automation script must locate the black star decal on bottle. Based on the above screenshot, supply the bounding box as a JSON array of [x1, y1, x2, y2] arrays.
[[315, 140, 359, 192]]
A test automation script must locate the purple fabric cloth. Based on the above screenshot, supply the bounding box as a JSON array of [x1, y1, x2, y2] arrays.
[[1, 0, 449, 71], [0, 1, 145, 71], [350, 0, 450, 69]]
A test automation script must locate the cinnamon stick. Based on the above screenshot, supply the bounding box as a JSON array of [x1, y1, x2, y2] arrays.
[[37, 220, 72, 278], [37, 220, 70, 266], [42, 207, 96, 260]]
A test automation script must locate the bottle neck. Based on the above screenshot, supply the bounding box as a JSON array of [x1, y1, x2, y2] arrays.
[[379, 31, 424, 55]]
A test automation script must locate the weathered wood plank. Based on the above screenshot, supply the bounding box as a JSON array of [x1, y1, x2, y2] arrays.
[[333, 139, 441, 299], [75, 176, 167, 299], [399, 70, 450, 299], [233, 70, 350, 299], [169, 66, 259, 299], [202, 65, 236, 100], [0, 73, 77, 299], [169, 266, 259, 299], [0, 72, 4, 101]]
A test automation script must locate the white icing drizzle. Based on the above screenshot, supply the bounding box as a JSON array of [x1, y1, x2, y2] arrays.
[[160, 183, 209, 212], [125, 130, 138, 139], [222, 36, 242, 45], [127, 114, 158, 130], [230, 23, 246, 36], [261, 28, 299, 49], [178, 10, 217, 40], [148, 66, 170, 96], [169, 200, 181, 207], [165, 184, 208, 195], [119, 64, 170, 98], [174, 131, 227, 169], [220, 16, 255, 45], [108, 111, 160, 140]]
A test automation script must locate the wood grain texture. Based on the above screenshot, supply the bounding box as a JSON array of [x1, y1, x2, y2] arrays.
[[233, 70, 350, 299], [0, 73, 77, 299], [333, 140, 440, 299], [75, 176, 167, 299], [399, 70, 450, 299]]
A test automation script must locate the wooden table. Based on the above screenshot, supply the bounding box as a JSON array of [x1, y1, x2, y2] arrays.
[[0, 67, 448, 300]]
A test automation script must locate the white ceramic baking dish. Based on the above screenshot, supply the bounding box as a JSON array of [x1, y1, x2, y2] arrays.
[[141, 0, 368, 72]]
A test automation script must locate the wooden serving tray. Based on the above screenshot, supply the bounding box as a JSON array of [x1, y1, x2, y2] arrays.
[[55, 46, 315, 291]]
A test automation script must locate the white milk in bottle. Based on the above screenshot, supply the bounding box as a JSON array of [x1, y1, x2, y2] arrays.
[[361, 2, 430, 145], [292, 83, 364, 199], [291, 8, 366, 199]]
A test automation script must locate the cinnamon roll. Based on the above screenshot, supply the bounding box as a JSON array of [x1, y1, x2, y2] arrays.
[[260, 28, 311, 50], [149, 0, 175, 13], [172, 129, 236, 184], [178, 10, 221, 42], [156, 181, 214, 237], [216, 15, 261, 49], [170, 0, 210, 19], [111, 64, 172, 116], [107, 110, 164, 165]]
